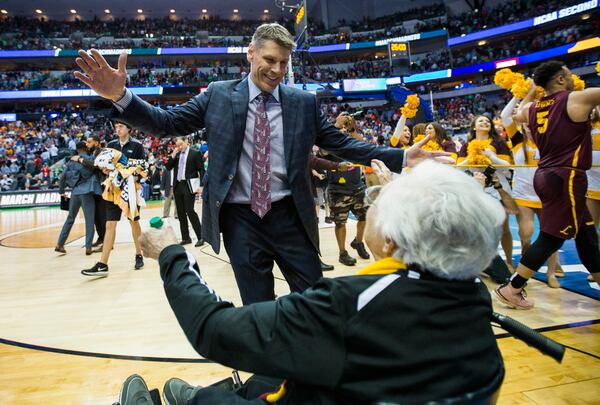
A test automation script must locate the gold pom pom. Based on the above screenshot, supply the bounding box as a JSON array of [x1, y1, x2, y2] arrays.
[[494, 69, 518, 90], [405, 94, 420, 109], [535, 86, 545, 99], [467, 139, 495, 165], [572, 74, 585, 91], [399, 94, 420, 119], [510, 76, 531, 100], [400, 106, 417, 119], [413, 134, 442, 151]]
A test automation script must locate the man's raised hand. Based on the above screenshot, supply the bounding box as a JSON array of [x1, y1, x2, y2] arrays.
[[405, 133, 454, 167], [74, 49, 128, 102]]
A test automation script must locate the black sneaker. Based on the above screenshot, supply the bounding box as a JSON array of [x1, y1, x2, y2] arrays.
[[339, 250, 357, 266], [320, 260, 335, 272], [350, 239, 371, 259], [134, 254, 144, 270], [118, 374, 153, 405], [81, 262, 108, 277], [163, 378, 202, 405]]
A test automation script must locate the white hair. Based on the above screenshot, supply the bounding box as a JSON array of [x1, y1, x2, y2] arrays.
[[374, 161, 505, 279]]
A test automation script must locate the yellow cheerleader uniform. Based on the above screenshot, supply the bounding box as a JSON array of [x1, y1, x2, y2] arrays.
[[506, 121, 542, 208], [586, 122, 600, 200]]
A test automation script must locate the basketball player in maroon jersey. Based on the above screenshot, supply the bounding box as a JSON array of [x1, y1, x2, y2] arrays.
[[495, 61, 600, 309]]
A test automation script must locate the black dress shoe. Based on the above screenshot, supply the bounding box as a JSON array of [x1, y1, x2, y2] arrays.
[[339, 250, 357, 266], [195, 239, 205, 247], [350, 239, 371, 260], [180, 239, 192, 245], [92, 239, 103, 248], [320, 260, 334, 271]]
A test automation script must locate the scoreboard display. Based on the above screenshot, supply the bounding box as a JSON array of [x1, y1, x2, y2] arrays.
[[388, 41, 411, 77]]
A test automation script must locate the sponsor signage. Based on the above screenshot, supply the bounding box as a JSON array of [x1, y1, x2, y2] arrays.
[[0, 190, 70, 208], [449, 0, 598, 46], [0, 86, 162, 100], [533, 0, 597, 25]]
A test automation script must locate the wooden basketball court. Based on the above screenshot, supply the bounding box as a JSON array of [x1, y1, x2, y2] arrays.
[[1, 202, 599, 404]]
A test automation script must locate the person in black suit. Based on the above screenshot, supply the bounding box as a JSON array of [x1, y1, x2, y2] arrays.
[[73, 24, 449, 304], [166, 136, 204, 247]]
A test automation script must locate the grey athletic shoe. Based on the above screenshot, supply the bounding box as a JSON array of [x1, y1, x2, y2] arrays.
[[118, 374, 153, 405], [163, 377, 202, 405]]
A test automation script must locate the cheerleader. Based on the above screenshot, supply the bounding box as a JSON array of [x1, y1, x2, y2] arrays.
[[423, 122, 458, 162], [457, 115, 515, 271], [389, 112, 412, 149], [501, 95, 563, 287], [586, 107, 600, 230]]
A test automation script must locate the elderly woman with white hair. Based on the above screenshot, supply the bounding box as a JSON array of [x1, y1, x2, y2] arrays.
[[116, 161, 505, 405]]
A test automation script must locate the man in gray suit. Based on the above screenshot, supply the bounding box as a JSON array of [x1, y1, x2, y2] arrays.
[[55, 142, 102, 255], [160, 166, 177, 219], [74, 23, 448, 304]]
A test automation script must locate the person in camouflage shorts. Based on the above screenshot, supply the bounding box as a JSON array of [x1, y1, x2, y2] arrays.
[[324, 112, 372, 266]]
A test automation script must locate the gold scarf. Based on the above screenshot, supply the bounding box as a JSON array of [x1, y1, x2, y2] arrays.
[[357, 257, 406, 276]]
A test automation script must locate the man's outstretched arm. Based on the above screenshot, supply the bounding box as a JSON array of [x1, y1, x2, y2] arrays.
[[74, 49, 210, 138]]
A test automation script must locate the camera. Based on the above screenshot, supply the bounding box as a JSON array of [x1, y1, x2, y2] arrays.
[[483, 165, 497, 188], [464, 165, 497, 188]]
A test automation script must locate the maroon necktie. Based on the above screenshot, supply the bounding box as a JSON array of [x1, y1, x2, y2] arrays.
[[250, 93, 271, 218]]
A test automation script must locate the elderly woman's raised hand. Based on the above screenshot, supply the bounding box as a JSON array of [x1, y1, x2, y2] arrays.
[[140, 224, 179, 260]]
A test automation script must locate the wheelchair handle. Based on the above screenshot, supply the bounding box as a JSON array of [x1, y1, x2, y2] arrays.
[[492, 312, 565, 363]]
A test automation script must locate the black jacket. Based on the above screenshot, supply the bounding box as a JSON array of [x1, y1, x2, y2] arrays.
[[106, 137, 146, 160], [165, 147, 204, 182], [159, 245, 504, 404]]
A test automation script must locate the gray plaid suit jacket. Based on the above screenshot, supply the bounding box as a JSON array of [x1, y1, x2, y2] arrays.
[[112, 78, 405, 253]]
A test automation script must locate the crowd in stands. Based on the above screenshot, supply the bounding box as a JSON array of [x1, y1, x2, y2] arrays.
[[0, 16, 289, 50], [0, 110, 212, 191], [1, 0, 592, 52], [434, 95, 488, 130], [411, 21, 597, 73], [0, 65, 245, 91], [447, 0, 583, 36], [298, 59, 391, 82]]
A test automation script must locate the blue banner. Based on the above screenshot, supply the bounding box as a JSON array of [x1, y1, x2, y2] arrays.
[[448, 0, 598, 46]]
